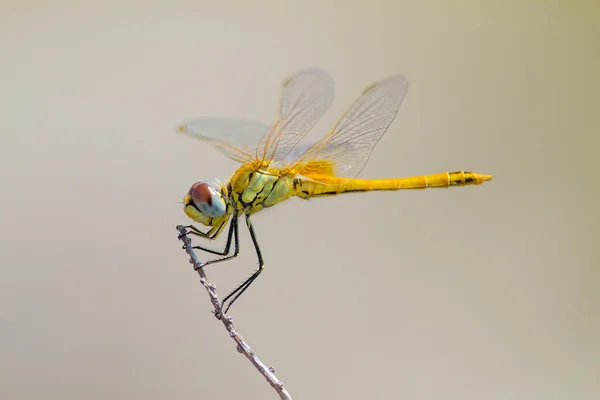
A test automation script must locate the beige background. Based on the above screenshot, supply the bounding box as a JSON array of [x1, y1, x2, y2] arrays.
[[1, 1, 599, 399]]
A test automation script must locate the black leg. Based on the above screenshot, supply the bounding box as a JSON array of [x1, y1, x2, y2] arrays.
[[182, 220, 226, 240], [221, 215, 264, 314], [191, 216, 240, 267]]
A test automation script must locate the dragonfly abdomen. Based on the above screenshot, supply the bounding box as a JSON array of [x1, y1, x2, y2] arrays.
[[293, 171, 493, 198]]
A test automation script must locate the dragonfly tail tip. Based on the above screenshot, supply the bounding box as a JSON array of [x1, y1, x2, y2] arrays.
[[477, 173, 493, 183]]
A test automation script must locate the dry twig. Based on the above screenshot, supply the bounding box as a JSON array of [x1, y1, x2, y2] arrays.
[[176, 225, 292, 400]]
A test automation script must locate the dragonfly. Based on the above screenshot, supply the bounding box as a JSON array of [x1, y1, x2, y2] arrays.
[[178, 68, 492, 314]]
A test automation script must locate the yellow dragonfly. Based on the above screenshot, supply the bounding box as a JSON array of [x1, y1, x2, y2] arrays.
[[178, 68, 492, 313]]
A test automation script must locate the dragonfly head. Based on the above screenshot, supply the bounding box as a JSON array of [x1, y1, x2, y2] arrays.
[[183, 182, 228, 226]]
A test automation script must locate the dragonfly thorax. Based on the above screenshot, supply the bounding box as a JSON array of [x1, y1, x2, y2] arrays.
[[183, 182, 229, 226], [229, 164, 295, 215]]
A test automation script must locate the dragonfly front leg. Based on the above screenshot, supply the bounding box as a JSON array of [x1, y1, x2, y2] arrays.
[[221, 214, 264, 314], [180, 220, 225, 240]]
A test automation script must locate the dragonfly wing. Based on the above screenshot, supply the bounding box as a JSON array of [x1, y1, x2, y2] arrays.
[[290, 75, 409, 178], [257, 68, 334, 163], [178, 117, 270, 163]]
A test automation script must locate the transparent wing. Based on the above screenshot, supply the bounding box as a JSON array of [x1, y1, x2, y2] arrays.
[[178, 118, 270, 164], [178, 68, 334, 165], [289, 75, 409, 178], [257, 68, 334, 163]]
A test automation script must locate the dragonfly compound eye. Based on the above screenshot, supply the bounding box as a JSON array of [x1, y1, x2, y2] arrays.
[[189, 182, 226, 218]]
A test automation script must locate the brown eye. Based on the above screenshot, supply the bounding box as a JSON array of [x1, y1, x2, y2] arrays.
[[190, 183, 213, 207], [188, 182, 226, 218]]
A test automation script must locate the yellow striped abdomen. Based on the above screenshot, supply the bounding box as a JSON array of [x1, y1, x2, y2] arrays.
[[294, 171, 493, 199]]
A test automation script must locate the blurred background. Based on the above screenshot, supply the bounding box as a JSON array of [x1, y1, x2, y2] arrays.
[[1, 1, 598, 399]]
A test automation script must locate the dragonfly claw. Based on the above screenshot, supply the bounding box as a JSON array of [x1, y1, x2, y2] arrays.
[[194, 262, 206, 271]]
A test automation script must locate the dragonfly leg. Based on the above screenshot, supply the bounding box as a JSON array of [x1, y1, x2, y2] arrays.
[[190, 216, 239, 264], [178, 224, 204, 238], [180, 222, 224, 240], [180, 220, 229, 249], [221, 214, 264, 314]]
